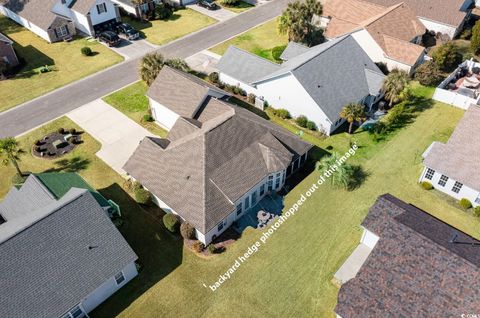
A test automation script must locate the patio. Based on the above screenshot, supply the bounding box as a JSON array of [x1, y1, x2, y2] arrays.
[[233, 192, 284, 232]]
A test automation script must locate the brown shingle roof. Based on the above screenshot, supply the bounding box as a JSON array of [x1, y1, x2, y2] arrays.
[[336, 194, 480, 317], [69, 0, 97, 15], [424, 105, 480, 191]]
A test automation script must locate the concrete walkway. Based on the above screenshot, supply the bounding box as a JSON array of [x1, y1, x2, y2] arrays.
[[185, 50, 221, 74], [67, 99, 153, 175], [334, 243, 373, 284], [186, 4, 237, 21]]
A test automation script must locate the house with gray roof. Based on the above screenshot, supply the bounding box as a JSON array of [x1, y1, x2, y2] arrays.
[[217, 35, 385, 135], [419, 104, 480, 207], [335, 193, 480, 317], [124, 66, 312, 244], [0, 173, 138, 318], [0, 0, 120, 43]]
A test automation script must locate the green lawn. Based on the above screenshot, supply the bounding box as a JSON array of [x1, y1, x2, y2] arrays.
[[219, 0, 254, 13], [103, 81, 167, 137], [0, 16, 123, 113], [209, 19, 288, 61], [123, 9, 216, 45]]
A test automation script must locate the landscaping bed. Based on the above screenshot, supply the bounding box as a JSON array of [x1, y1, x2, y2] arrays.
[[32, 129, 82, 159], [219, 0, 254, 13]]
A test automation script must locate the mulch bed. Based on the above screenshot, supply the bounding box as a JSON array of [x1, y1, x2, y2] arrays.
[[185, 228, 240, 257], [32, 131, 82, 159]]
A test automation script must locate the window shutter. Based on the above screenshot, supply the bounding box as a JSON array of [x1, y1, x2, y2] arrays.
[[97, 4, 100, 14], [103, 3, 107, 12], [53, 28, 58, 38], [65, 25, 69, 35]]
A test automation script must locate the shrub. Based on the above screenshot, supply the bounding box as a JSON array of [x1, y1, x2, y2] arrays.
[[180, 222, 196, 240], [208, 72, 219, 84], [306, 120, 317, 131], [474, 206, 480, 217], [461, 28, 472, 40], [165, 58, 190, 72], [143, 114, 154, 122], [420, 181, 433, 190], [192, 241, 205, 253], [58, 127, 65, 134], [69, 128, 76, 134], [155, 3, 173, 20], [271, 45, 286, 61], [207, 244, 217, 254], [81, 47, 92, 56], [472, 20, 480, 54], [432, 42, 462, 72], [273, 108, 291, 119], [35, 139, 42, 146], [221, 0, 239, 5], [247, 93, 256, 104], [383, 103, 406, 127], [11, 173, 27, 185], [133, 182, 152, 205], [163, 213, 180, 233], [414, 61, 445, 86], [459, 198, 472, 210], [296, 115, 308, 128]]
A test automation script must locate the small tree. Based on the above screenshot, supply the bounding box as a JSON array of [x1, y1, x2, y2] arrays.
[[180, 222, 196, 240], [81, 47, 92, 56], [339, 103, 365, 134], [459, 198, 472, 210], [140, 52, 165, 86], [432, 42, 462, 72], [221, 0, 239, 5], [472, 20, 480, 54], [278, 0, 324, 46], [295, 115, 308, 128], [163, 214, 180, 233], [0, 137, 25, 176], [382, 69, 409, 107], [155, 3, 173, 20], [414, 61, 444, 86], [316, 152, 354, 189], [133, 182, 152, 205]]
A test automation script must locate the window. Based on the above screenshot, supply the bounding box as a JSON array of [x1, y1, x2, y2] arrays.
[[97, 3, 107, 14], [244, 196, 250, 209], [425, 168, 435, 180], [218, 221, 224, 231], [452, 181, 463, 193], [56, 25, 69, 38], [276, 172, 281, 178], [260, 184, 265, 196], [62, 306, 85, 318], [115, 272, 125, 285], [267, 179, 273, 191], [236, 202, 242, 216], [275, 178, 280, 189], [438, 175, 448, 187], [252, 191, 257, 205]]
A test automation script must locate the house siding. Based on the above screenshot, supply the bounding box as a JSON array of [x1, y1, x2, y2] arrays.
[[219, 72, 258, 96], [0, 41, 19, 67], [150, 98, 181, 130], [0, 6, 51, 42], [88, 0, 120, 28]]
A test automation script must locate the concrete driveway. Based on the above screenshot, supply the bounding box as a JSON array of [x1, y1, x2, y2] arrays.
[[187, 4, 237, 21], [186, 50, 221, 74], [104, 38, 158, 60], [67, 99, 153, 175]]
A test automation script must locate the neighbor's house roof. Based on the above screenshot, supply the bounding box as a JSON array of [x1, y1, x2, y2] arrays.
[[0, 176, 137, 318], [217, 36, 385, 122], [323, 0, 425, 65], [69, 0, 97, 15], [423, 105, 480, 191], [336, 193, 480, 317], [363, 0, 470, 28], [0, 0, 71, 31], [124, 68, 312, 234]]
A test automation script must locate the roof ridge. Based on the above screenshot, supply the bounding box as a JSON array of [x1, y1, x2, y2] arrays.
[[361, 2, 405, 27], [381, 33, 424, 48]]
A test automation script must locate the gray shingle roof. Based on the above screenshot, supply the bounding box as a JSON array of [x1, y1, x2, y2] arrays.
[[0, 181, 137, 318], [336, 194, 480, 317], [279, 42, 310, 61], [423, 105, 480, 191], [69, 0, 97, 15]]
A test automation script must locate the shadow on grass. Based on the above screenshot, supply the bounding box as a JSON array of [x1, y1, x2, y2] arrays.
[[44, 156, 91, 173], [92, 183, 184, 318], [347, 165, 370, 191]]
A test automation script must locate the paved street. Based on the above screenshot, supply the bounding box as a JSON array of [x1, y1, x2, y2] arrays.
[[0, 0, 290, 138]]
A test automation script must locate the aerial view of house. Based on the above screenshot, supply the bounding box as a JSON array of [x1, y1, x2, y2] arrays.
[[217, 35, 385, 135], [1, 0, 480, 316]]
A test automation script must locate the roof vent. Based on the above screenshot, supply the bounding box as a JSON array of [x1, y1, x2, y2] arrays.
[[88, 245, 99, 250], [186, 175, 190, 180]]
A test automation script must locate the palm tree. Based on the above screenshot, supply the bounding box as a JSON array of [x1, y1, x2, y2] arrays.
[[340, 103, 366, 134], [0, 137, 25, 176], [316, 152, 354, 189], [139, 52, 165, 86], [382, 69, 409, 107], [278, 0, 323, 46]]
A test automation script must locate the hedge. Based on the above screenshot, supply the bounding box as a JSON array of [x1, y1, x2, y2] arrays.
[[420, 181, 433, 190], [163, 213, 180, 233], [459, 198, 472, 210]]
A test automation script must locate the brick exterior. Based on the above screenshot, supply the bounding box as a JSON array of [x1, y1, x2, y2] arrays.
[[47, 21, 76, 43]]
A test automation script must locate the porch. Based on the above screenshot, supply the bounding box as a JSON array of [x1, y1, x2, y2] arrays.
[[233, 192, 284, 232]]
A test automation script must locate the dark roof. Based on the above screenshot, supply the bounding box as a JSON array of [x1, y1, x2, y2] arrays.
[[336, 194, 480, 318], [125, 69, 312, 233], [0, 186, 137, 318]]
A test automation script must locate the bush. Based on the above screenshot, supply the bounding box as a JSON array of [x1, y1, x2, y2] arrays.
[[296, 115, 308, 128], [155, 3, 173, 20], [163, 213, 180, 233], [420, 181, 433, 190], [81, 47, 92, 56], [383, 103, 406, 127], [306, 120, 317, 131], [208, 72, 219, 84], [133, 182, 152, 205], [35, 139, 42, 146], [474, 206, 480, 217], [432, 42, 462, 72], [273, 108, 291, 119], [414, 61, 445, 86], [271, 45, 286, 61], [180, 222, 196, 240], [207, 244, 217, 254], [247, 93, 256, 104], [472, 20, 480, 54], [192, 241, 205, 253], [221, 0, 239, 5], [165, 58, 190, 72], [143, 114, 154, 122], [459, 198, 472, 209], [58, 127, 65, 134]]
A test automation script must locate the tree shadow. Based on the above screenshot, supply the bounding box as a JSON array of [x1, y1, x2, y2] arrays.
[[347, 165, 370, 191], [43, 156, 91, 173], [91, 183, 183, 318], [10, 44, 55, 78]]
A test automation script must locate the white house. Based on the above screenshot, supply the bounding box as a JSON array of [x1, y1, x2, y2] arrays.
[[419, 104, 480, 207], [0, 0, 120, 42], [321, 0, 426, 74], [217, 35, 385, 135], [124, 66, 312, 245], [0, 174, 138, 318]]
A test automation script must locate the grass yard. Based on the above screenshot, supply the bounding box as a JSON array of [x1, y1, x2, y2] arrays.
[[103, 81, 167, 137], [219, 0, 254, 13], [209, 19, 288, 61], [89, 85, 480, 317], [123, 9, 216, 45], [0, 16, 123, 113]]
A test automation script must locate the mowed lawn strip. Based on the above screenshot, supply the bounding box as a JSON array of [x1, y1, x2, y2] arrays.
[[0, 17, 123, 112], [123, 8, 217, 46], [103, 81, 167, 137], [209, 18, 287, 61], [219, 1, 254, 13], [91, 86, 478, 317]]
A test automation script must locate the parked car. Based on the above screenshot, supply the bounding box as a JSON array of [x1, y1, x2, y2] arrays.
[[98, 31, 121, 47], [116, 23, 140, 40], [197, 0, 219, 10]]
